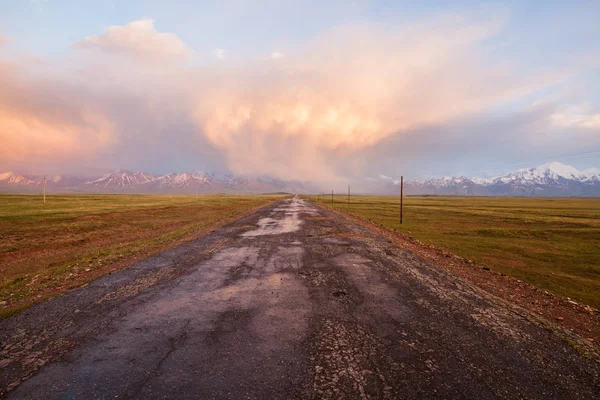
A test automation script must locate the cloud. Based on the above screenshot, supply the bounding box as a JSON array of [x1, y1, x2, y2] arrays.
[[214, 48, 226, 60], [29, 0, 48, 13], [271, 52, 284, 60], [0, 52, 231, 176], [0, 35, 6, 47], [550, 104, 600, 129], [0, 61, 116, 171], [1, 11, 597, 181], [73, 19, 191, 61], [191, 14, 567, 181]]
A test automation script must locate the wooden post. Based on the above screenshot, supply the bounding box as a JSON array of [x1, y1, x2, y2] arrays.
[[43, 176, 46, 204], [400, 175, 403, 224]]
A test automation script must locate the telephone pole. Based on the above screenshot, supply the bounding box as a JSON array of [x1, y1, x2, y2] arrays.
[[400, 176, 403, 224]]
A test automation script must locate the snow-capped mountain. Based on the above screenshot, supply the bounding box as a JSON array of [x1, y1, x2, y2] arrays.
[[1, 162, 598, 196], [385, 162, 600, 196], [0, 169, 309, 194], [0, 172, 37, 186], [149, 172, 215, 189], [498, 162, 588, 185], [85, 170, 156, 188]]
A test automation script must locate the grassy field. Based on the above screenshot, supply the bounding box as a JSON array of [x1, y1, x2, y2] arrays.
[[312, 195, 600, 309], [0, 194, 284, 317]]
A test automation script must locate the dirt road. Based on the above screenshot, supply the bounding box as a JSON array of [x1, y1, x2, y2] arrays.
[[1, 197, 599, 399]]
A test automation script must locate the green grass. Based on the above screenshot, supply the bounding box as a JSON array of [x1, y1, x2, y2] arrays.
[[0, 194, 285, 316], [311, 195, 600, 308]]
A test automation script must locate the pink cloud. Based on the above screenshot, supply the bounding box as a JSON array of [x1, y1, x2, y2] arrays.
[[191, 14, 566, 181], [73, 19, 191, 61], [0, 61, 116, 169], [1, 11, 593, 181]]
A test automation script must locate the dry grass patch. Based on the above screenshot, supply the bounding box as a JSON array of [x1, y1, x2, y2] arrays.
[[311, 195, 600, 309], [0, 194, 285, 317]]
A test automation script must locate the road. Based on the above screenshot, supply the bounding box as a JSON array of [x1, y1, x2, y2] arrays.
[[1, 197, 599, 399]]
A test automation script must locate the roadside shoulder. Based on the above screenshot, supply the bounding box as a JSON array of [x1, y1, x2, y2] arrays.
[[318, 202, 600, 360]]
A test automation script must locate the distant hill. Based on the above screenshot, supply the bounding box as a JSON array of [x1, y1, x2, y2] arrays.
[[0, 170, 312, 194], [1, 162, 599, 196], [375, 162, 600, 197]]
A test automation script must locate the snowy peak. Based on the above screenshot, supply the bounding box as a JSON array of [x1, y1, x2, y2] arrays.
[[544, 161, 582, 177], [505, 162, 584, 184], [377, 161, 600, 196], [86, 170, 156, 187], [397, 162, 598, 187], [471, 177, 494, 185], [1, 161, 599, 196], [153, 172, 213, 188], [582, 167, 600, 180], [0, 172, 36, 186]]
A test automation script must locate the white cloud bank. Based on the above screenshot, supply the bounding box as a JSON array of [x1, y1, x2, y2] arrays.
[[73, 19, 191, 61], [550, 104, 600, 129], [1, 13, 598, 180], [191, 14, 569, 181], [0, 61, 116, 168]]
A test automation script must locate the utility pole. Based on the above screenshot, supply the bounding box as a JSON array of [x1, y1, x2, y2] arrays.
[[43, 176, 46, 204], [400, 175, 404, 224]]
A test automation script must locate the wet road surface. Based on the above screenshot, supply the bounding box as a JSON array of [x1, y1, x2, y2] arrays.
[[1, 197, 599, 399]]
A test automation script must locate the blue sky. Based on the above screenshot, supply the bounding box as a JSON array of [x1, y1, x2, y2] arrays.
[[3, 1, 599, 58], [0, 1, 599, 181]]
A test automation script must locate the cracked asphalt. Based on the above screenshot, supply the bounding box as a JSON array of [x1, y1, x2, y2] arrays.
[[1, 197, 599, 399]]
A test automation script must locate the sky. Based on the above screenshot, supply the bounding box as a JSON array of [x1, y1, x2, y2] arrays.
[[0, 0, 599, 183]]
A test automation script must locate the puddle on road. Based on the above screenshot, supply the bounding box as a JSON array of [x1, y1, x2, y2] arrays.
[[242, 197, 317, 237]]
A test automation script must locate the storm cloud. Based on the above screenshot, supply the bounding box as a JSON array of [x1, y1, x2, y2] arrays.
[[0, 10, 598, 181]]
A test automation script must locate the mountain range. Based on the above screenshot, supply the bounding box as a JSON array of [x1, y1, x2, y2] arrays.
[[377, 162, 600, 197], [0, 170, 311, 194], [1, 162, 599, 196]]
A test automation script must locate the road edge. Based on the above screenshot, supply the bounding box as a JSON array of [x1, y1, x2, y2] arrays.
[[313, 200, 600, 362], [0, 196, 287, 321]]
